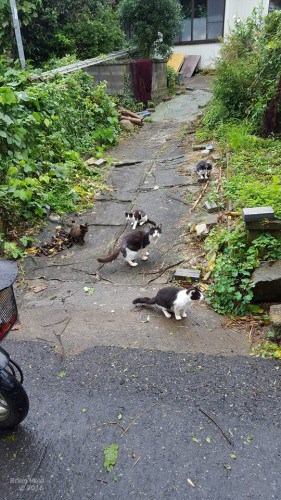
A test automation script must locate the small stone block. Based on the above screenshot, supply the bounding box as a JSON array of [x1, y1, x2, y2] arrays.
[[269, 304, 281, 340], [201, 149, 210, 157], [242, 207, 275, 222], [204, 201, 220, 213], [206, 145, 214, 151], [186, 86, 195, 91], [193, 144, 207, 151], [205, 214, 218, 227], [173, 268, 201, 282], [196, 223, 208, 236], [211, 154, 220, 161], [93, 158, 106, 166]]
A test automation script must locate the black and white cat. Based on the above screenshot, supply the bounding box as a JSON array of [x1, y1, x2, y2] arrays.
[[125, 210, 156, 230], [133, 286, 203, 320], [97, 225, 162, 267], [196, 161, 212, 179]]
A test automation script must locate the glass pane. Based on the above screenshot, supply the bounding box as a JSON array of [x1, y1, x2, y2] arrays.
[[207, 0, 225, 21], [181, 18, 192, 41], [207, 21, 223, 39], [269, 0, 281, 10], [194, 0, 207, 18], [193, 17, 207, 40]]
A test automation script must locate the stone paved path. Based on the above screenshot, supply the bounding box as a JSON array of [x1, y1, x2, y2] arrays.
[[15, 88, 249, 357]]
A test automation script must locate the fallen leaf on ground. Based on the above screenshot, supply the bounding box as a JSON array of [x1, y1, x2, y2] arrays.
[[205, 436, 211, 443], [141, 315, 150, 323], [32, 284, 48, 293], [58, 370, 67, 378], [103, 443, 119, 472], [230, 453, 237, 459]]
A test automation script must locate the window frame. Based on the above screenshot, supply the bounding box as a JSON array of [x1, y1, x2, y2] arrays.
[[175, 0, 226, 45]]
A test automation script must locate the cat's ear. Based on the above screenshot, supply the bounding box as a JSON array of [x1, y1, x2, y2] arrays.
[[125, 212, 128, 217], [157, 223, 162, 230]]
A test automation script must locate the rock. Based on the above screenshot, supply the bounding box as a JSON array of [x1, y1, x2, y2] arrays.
[[193, 145, 207, 151], [198, 104, 206, 109], [211, 154, 221, 161], [206, 145, 214, 151], [269, 304, 281, 342], [205, 214, 218, 228], [49, 213, 61, 223], [172, 268, 201, 282], [204, 201, 220, 213], [120, 120, 134, 132], [195, 223, 209, 236], [242, 206, 275, 222], [201, 149, 210, 157], [251, 261, 281, 303], [186, 86, 195, 91]]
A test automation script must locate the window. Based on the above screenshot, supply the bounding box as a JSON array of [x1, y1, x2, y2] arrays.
[[268, 0, 281, 11], [176, 0, 225, 43]]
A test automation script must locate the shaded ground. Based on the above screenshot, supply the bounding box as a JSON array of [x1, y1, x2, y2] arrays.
[[1, 81, 280, 499]]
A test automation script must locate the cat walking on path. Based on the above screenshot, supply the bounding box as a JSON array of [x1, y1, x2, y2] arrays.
[[97, 225, 162, 267], [133, 286, 204, 320]]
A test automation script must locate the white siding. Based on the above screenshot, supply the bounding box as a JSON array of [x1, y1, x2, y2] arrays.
[[173, 0, 270, 68], [224, 0, 269, 35]]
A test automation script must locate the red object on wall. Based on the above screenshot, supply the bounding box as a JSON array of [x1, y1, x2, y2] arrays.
[[130, 59, 153, 106]]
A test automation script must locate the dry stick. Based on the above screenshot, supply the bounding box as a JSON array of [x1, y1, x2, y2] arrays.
[[133, 457, 141, 468], [190, 181, 210, 212], [199, 408, 234, 446], [120, 402, 160, 438], [147, 260, 185, 284], [106, 421, 126, 432]]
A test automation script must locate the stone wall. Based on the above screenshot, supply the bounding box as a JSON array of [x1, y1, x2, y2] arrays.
[[83, 60, 168, 103]]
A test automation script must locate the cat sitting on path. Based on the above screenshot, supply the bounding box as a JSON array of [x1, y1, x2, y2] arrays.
[[133, 286, 204, 320], [97, 225, 162, 267], [125, 210, 156, 230]]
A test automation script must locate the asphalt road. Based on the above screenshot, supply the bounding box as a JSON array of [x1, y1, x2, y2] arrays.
[[0, 340, 280, 499]]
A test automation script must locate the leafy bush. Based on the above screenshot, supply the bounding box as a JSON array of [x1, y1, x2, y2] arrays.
[[118, 0, 182, 59], [204, 8, 281, 135], [205, 226, 281, 316], [0, 0, 125, 64], [167, 65, 178, 95], [0, 63, 119, 239]]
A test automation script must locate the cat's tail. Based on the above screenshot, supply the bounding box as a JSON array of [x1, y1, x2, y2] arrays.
[[147, 219, 156, 226], [97, 247, 120, 263], [132, 296, 156, 305]]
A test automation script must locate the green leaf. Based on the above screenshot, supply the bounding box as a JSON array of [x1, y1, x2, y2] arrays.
[[205, 436, 211, 444], [248, 304, 264, 314], [59, 370, 66, 378], [103, 443, 119, 472], [224, 464, 232, 471], [7, 166, 19, 176], [230, 453, 237, 459], [44, 118, 51, 127]]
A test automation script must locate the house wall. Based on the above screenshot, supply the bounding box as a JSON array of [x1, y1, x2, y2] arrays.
[[173, 0, 270, 68]]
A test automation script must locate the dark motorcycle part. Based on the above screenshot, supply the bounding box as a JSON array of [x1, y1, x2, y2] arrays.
[[0, 369, 29, 429]]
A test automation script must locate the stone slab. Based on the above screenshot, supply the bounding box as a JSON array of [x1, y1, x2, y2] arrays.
[[172, 268, 201, 282], [204, 201, 220, 213], [269, 304, 281, 340], [251, 261, 281, 303], [242, 207, 275, 222]]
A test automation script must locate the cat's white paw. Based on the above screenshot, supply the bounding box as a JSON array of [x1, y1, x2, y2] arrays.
[[182, 312, 187, 318], [163, 310, 172, 318], [140, 221, 145, 225], [146, 251, 149, 256], [141, 256, 148, 260], [175, 315, 182, 320], [129, 261, 138, 267]]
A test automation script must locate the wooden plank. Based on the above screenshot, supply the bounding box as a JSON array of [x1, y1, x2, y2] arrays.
[[167, 53, 185, 72], [181, 55, 201, 78]]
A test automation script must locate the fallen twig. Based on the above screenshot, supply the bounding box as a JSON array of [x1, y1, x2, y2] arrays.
[[147, 260, 185, 284], [133, 457, 141, 468], [54, 317, 71, 359], [191, 181, 210, 212], [121, 402, 160, 438], [199, 408, 234, 446]]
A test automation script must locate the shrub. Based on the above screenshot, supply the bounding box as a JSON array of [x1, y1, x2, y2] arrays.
[[0, 64, 119, 238], [118, 0, 182, 59]]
